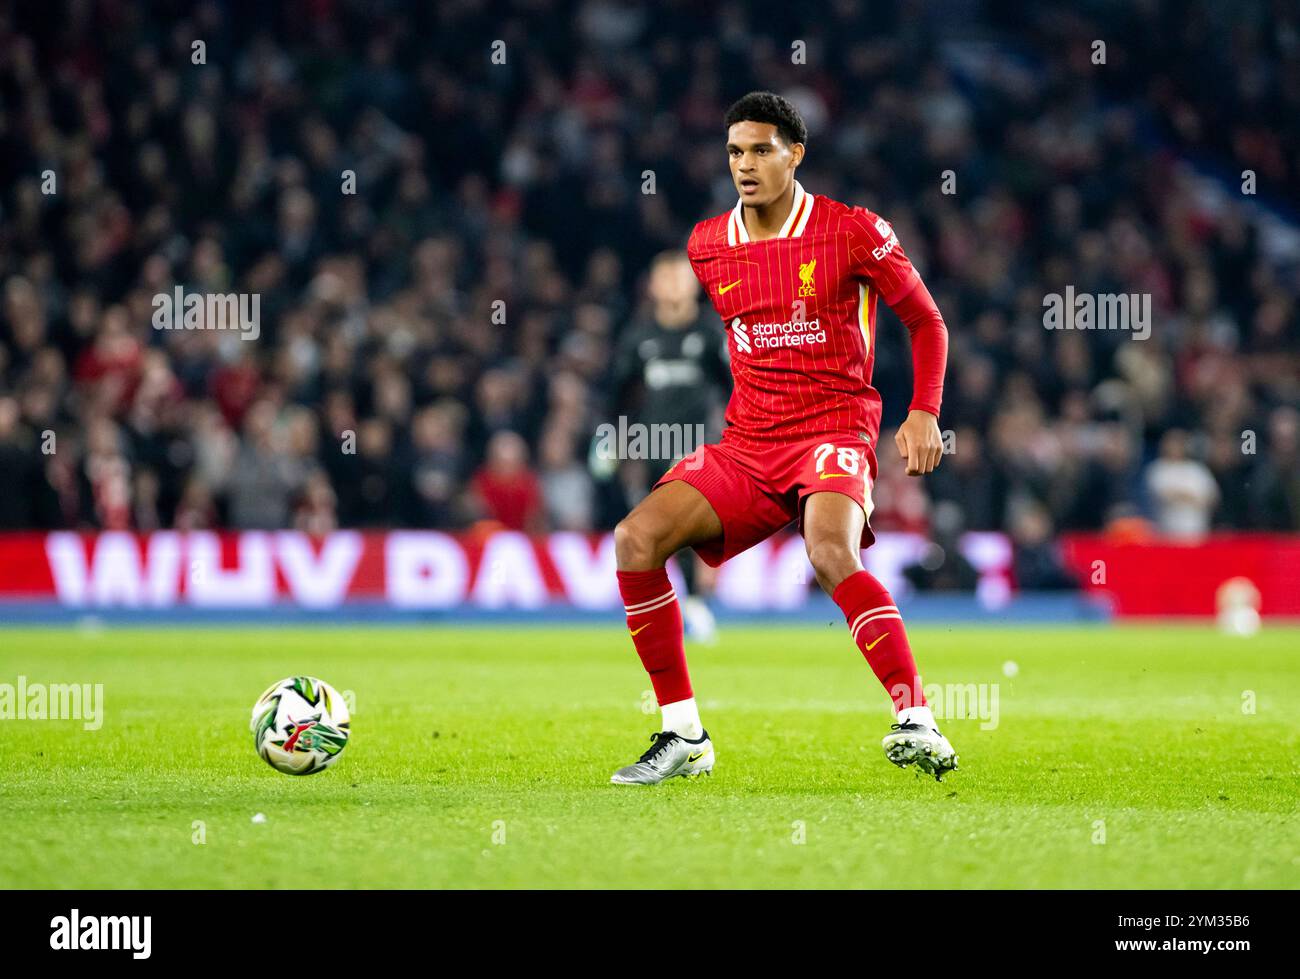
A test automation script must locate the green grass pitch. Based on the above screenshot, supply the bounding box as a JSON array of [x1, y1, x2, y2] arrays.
[[1, 623, 1297, 888]]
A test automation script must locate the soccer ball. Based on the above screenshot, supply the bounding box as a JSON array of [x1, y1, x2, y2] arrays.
[[250, 676, 350, 775]]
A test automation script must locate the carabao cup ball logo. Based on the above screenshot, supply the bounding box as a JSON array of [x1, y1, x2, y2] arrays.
[[250, 676, 351, 775]]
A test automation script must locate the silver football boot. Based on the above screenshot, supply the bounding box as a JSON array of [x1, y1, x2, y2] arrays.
[[610, 729, 714, 785]]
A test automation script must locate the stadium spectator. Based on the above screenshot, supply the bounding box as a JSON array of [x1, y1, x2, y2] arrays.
[[1144, 429, 1219, 539], [903, 502, 980, 592], [1010, 502, 1080, 592], [539, 423, 595, 532], [1251, 407, 1300, 531], [469, 430, 544, 532]]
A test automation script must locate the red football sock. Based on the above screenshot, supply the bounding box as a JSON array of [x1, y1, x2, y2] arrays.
[[617, 568, 693, 705], [832, 570, 925, 713]]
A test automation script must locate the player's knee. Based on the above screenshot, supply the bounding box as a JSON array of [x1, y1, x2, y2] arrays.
[[614, 515, 668, 571], [805, 539, 860, 592]]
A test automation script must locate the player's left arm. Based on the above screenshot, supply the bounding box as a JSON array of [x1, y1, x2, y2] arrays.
[[849, 209, 949, 476]]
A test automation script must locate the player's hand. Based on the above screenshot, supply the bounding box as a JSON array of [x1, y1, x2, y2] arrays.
[[895, 409, 943, 476]]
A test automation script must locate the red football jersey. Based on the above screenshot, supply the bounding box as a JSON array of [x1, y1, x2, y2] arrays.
[[686, 181, 921, 445]]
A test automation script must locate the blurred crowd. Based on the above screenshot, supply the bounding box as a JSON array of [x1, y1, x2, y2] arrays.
[[0, 0, 1296, 551]]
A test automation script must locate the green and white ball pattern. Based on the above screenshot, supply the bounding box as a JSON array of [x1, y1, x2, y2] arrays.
[[250, 676, 350, 775]]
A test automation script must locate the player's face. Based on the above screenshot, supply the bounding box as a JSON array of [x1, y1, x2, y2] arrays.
[[726, 121, 803, 207]]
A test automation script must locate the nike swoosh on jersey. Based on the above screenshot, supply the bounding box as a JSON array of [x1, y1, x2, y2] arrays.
[[717, 280, 742, 295]]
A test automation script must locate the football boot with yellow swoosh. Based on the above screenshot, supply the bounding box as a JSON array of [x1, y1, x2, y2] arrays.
[[610, 729, 714, 784]]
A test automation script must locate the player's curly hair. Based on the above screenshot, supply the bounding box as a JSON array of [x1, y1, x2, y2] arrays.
[[724, 91, 808, 147]]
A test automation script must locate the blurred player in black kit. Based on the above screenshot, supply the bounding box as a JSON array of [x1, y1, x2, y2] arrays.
[[610, 251, 730, 641]]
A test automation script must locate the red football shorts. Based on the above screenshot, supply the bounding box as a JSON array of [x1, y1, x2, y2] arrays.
[[654, 431, 878, 567]]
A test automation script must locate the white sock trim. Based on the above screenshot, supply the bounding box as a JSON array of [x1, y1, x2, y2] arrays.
[[625, 589, 676, 614], [850, 612, 902, 642], [848, 605, 899, 634]]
